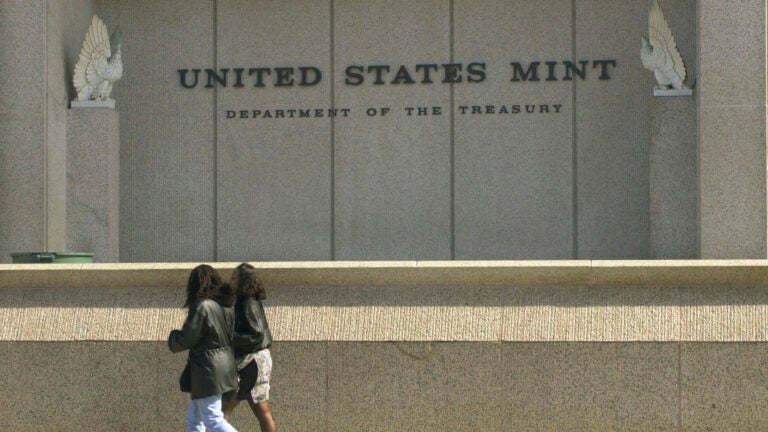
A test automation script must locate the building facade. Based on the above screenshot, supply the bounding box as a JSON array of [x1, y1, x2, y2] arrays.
[[1, 2, 768, 431], [2, 0, 764, 263]]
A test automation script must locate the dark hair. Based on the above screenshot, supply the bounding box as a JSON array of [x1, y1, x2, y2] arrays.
[[235, 263, 266, 300], [184, 264, 223, 307]]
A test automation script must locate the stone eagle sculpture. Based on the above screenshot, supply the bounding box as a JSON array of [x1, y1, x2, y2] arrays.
[[640, 0, 687, 90], [73, 15, 123, 102]]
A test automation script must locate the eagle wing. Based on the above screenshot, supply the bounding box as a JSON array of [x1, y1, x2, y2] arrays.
[[73, 15, 112, 100], [648, 0, 685, 83]]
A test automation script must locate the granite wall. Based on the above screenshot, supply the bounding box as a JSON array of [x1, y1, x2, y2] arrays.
[[0, 0, 92, 260], [3, 341, 767, 431], [91, 0, 706, 262], [66, 108, 120, 261], [47, 0, 95, 252], [1, 0, 765, 262], [0, 1, 47, 259], [698, 0, 767, 258]]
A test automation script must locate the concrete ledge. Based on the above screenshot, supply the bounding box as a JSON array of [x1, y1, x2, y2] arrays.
[[2, 261, 768, 342], [3, 259, 768, 288]]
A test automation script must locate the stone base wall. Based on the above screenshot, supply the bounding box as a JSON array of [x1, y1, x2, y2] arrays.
[[2, 341, 766, 431], [2, 261, 768, 430]]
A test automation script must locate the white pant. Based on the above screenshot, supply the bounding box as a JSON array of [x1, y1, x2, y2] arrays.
[[186, 394, 238, 432]]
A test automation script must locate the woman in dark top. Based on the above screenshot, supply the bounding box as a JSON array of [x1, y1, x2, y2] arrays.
[[169, 264, 239, 432], [222, 263, 276, 432]]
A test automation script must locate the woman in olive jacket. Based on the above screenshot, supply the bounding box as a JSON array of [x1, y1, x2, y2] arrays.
[[169, 264, 239, 432], [222, 263, 276, 432]]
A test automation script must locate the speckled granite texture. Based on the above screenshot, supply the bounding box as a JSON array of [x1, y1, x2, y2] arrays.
[[66, 109, 120, 262], [2, 341, 767, 431], [1, 262, 768, 430]]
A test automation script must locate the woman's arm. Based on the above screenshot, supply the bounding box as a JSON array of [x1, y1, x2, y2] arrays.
[[233, 299, 265, 347], [168, 301, 208, 352]]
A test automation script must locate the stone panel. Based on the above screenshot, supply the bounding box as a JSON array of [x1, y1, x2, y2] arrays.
[[266, 343, 328, 432], [0, 2, 46, 262], [0, 114, 46, 262], [94, 0, 216, 262], [453, 0, 574, 259], [333, 0, 452, 259], [700, 106, 766, 258], [698, 0, 766, 107], [575, 1, 650, 258], [500, 343, 678, 431], [45, 106, 68, 253], [2, 342, 161, 432], [46, 0, 93, 252], [696, 0, 768, 260], [67, 108, 120, 262], [216, 0, 333, 261], [0, 0, 45, 114], [158, 341, 193, 431], [650, 96, 698, 258], [681, 343, 768, 430], [647, 0, 698, 259], [327, 342, 501, 432]]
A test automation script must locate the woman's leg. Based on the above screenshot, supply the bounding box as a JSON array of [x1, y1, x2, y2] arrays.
[[248, 349, 276, 431], [198, 394, 239, 432], [186, 399, 206, 432], [247, 399, 276, 432], [222, 397, 241, 421]]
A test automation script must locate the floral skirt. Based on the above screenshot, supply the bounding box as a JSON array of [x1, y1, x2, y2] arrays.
[[235, 349, 272, 402]]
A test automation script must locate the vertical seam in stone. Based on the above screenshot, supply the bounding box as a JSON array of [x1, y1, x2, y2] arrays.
[[325, 342, 331, 432], [43, 0, 49, 251], [645, 1, 653, 259], [155, 341, 162, 430], [695, 0, 702, 258], [571, 0, 578, 259], [330, 0, 336, 260], [677, 341, 682, 431], [677, 284, 683, 431], [496, 341, 503, 429], [449, 0, 456, 260], [498, 292, 506, 342], [213, 0, 219, 261]]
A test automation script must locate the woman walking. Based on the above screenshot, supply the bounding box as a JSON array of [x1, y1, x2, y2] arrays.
[[222, 263, 277, 432], [169, 264, 239, 432]]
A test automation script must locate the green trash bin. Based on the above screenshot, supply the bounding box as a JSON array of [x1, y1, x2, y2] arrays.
[[10, 252, 94, 263]]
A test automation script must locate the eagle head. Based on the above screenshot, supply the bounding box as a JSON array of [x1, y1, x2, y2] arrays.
[[640, 36, 662, 70]]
